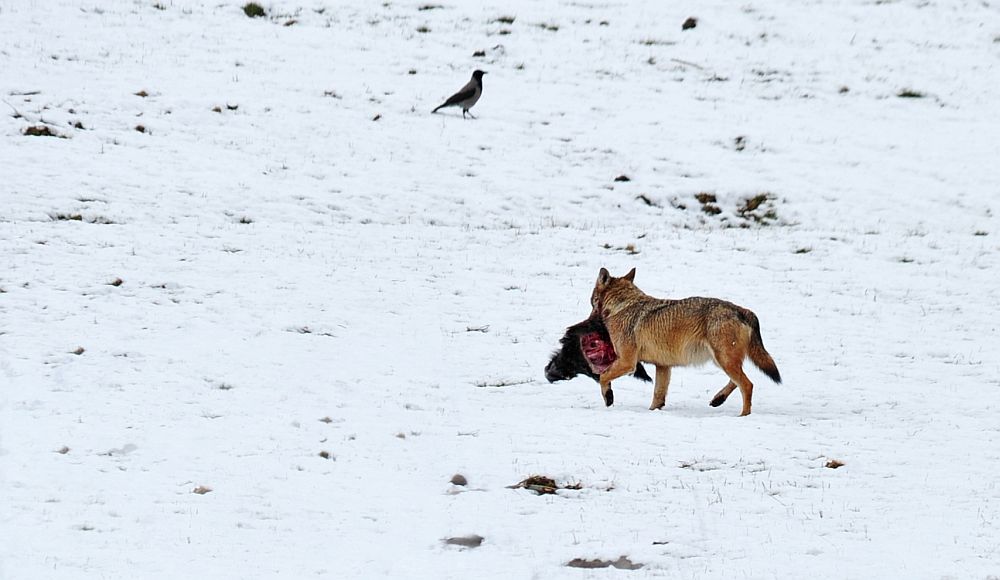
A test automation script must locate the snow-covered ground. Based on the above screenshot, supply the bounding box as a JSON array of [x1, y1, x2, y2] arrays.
[[2, 0, 999, 577]]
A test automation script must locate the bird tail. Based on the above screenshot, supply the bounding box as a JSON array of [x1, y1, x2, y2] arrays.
[[432, 104, 443, 113]]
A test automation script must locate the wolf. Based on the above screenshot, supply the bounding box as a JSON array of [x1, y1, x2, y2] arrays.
[[544, 314, 652, 392], [590, 267, 781, 416]]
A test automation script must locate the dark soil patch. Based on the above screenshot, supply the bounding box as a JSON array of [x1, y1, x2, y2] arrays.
[[635, 194, 660, 207], [567, 556, 643, 570], [695, 192, 723, 215], [603, 242, 640, 255], [474, 378, 531, 388], [682, 17, 697, 30], [739, 193, 768, 214], [509, 475, 582, 495], [737, 193, 778, 224], [23, 125, 64, 138], [242, 2, 266, 18], [444, 535, 483, 548], [50, 213, 116, 224]]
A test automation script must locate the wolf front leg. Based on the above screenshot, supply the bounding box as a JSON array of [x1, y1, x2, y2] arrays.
[[599, 378, 614, 406], [598, 345, 638, 407]]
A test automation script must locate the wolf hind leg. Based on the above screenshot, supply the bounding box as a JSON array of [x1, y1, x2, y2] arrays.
[[718, 360, 753, 416], [708, 331, 754, 416], [650, 365, 671, 410], [709, 381, 737, 407]]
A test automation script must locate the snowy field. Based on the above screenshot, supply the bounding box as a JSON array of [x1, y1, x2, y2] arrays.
[[2, 0, 1000, 577]]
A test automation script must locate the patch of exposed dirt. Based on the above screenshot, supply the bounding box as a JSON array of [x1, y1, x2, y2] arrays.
[[567, 556, 643, 570], [508, 475, 582, 495], [443, 535, 484, 548]]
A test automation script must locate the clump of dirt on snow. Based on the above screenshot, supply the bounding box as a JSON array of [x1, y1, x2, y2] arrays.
[[242, 2, 265, 18], [567, 556, 643, 570], [23, 125, 64, 138], [508, 475, 582, 495], [443, 535, 483, 548]]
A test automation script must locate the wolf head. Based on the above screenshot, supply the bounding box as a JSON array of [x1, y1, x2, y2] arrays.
[[591, 267, 637, 312], [544, 313, 653, 384]]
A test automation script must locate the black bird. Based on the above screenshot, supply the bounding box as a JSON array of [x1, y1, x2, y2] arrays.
[[432, 70, 486, 118]]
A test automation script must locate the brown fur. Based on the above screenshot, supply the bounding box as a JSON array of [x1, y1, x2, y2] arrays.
[[590, 267, 781, 416]]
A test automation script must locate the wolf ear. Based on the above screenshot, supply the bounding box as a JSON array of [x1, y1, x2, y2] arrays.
[[597, 267, 610, 286], [624, 267, 636, 282]]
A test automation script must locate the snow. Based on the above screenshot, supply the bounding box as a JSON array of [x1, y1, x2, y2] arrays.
[[2, 0, 999, 577]]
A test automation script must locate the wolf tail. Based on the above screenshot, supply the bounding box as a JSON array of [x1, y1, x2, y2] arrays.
[[740, 309, 782, 384]]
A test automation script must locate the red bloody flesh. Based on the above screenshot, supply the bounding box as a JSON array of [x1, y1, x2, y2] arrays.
[[580, 331, 617, 374]]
